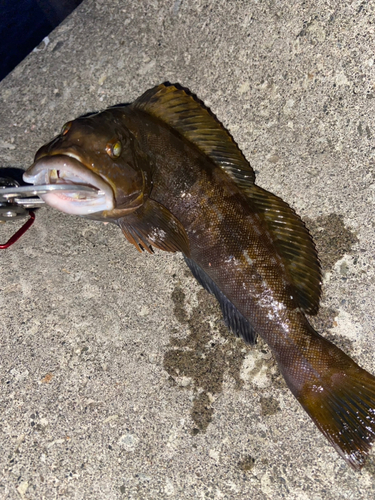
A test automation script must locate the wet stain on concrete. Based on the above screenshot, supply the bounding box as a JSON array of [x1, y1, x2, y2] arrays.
[[238, 455, 255, 471], [364, 456, 375, 477], [309, 304, 336, 332], [163, 285, 251, 432], [309, 305, 354, 354], [305, 213, 358, 272], [306, 213, 359, 354], [260, 396, 280, 417]]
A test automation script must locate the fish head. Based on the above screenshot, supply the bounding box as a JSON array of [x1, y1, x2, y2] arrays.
[[23, 109, 152, 219]]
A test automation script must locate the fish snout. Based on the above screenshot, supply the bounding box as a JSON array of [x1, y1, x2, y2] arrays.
[[23, 155, 115, 216]]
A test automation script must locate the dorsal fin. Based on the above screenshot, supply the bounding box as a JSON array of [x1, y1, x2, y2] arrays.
[[131, 82, 255, 184], [247, 184, 322, 315]]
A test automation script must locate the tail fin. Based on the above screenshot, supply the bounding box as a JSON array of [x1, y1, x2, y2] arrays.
[[298, 362, 375, 469]]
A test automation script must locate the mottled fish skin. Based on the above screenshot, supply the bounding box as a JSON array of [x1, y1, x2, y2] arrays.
[[24, 83, 375, 469]]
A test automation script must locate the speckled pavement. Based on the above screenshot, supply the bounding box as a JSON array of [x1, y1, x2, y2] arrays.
[[1, 1, 375, 498]]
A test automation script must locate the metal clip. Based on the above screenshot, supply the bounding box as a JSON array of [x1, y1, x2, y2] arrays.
[[0, 179, 98, 248], [0, 183, 99, 211]]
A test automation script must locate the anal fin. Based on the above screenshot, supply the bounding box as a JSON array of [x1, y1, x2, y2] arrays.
[[184, 257, 257, 344]]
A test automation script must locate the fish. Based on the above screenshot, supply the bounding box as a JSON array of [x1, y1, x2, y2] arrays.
[[23, 82, 375, 469]]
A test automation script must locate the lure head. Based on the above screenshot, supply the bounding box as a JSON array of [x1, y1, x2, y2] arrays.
[[23, 108, 152, 220]]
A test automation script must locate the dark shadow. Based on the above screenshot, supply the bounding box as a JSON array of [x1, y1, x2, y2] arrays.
[[0, 0, 83, 82], [0, 168, 28, 186]]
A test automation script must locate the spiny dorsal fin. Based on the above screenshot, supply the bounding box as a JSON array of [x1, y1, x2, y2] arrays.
[[247, 184, 322, 314], [131, 82, 255, 185]]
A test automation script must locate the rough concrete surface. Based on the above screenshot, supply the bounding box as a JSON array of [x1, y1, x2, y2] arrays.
[[1, 0, 375, 498]]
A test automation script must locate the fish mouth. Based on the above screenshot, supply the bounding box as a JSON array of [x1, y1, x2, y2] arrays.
[[23, 154, 115, 215]]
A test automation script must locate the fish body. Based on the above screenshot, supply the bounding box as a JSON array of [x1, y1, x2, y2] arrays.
[[24, 83, 375, 469]]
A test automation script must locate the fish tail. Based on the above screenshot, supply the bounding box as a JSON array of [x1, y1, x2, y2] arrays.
[[295, 342, 375, 469]]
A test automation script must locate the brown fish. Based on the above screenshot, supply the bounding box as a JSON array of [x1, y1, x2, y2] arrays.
[[24, 83, 375, 469]]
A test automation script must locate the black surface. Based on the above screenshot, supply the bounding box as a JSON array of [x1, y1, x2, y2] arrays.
[[0, 0, 83, 82]]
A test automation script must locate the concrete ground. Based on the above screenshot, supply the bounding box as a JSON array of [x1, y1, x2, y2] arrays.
[[1, 1, 375, 498]]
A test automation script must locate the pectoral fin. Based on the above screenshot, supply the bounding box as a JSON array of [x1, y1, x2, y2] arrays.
[[117, 199, 190, 256]]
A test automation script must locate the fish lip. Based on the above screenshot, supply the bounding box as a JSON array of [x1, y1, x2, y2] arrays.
[[23, 153, 115, 215]]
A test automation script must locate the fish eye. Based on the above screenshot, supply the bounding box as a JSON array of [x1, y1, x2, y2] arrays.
[[61, 122, 72, 136], [106, 139, 122, 159]]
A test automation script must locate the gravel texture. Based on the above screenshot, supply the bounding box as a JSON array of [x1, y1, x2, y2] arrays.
[[1, 1, 375, 498]]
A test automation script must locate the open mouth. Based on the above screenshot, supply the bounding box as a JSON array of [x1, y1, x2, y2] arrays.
[[23, 154, 115, 215]]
